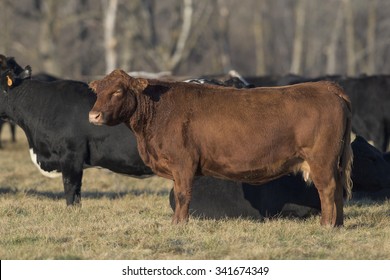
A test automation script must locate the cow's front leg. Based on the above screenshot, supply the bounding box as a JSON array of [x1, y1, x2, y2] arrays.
[[61, 165, 83, 206], [171, 167, 196, 224]]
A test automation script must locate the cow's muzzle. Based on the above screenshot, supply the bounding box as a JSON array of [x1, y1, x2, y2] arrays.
[[89, 111, 105, 125]]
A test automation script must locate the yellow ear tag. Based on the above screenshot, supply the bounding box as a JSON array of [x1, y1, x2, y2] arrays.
[[7, 75, 13, 87]]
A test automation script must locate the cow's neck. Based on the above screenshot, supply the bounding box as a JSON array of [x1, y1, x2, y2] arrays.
[[5, 82, 49, 148], [129, 91, 156, 135]]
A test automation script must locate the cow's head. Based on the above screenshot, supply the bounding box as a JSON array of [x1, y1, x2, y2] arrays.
[[0, 54, 32, 94], [89, 69, 148, 126]]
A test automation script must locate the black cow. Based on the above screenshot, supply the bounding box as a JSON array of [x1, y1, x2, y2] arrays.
[[0, 54, 153, 205], [186, 70, 254, 88], [184, 77, 253, 88], [243, 75, 281, 87], [169, 176, 321, 220], [303, 75, 390, 152], [352, 135, 390, 192], [32, 72, 60, 82], [339, 75, 390, 152], [169, 136, 390, 220], [260, 74, 390, 152]]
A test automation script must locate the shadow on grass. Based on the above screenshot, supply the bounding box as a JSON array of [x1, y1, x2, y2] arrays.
[[0, 185, 169, 201], [1, 185, 388, 225]]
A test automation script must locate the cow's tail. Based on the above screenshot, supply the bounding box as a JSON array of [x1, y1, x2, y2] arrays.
[[339, 92, 353, 201]]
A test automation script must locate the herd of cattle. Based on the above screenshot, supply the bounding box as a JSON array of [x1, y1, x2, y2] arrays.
[[1, 54, 389, 227]]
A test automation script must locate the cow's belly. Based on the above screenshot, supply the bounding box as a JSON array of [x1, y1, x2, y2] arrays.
[[137, 132, 305, 183], [200, 156, 303, 184], [29, 148, 62, 178]]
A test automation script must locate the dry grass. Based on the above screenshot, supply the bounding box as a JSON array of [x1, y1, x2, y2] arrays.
[[0, 127, 390, 260]]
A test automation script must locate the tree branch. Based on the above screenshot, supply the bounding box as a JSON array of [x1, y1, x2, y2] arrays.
[[168, 0, 193, 70]]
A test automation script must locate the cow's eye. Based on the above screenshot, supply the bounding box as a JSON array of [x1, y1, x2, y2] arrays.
[[113, 89, 122, 97]]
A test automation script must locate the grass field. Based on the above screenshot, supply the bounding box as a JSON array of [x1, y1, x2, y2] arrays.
[[0, 127, 389, 260]]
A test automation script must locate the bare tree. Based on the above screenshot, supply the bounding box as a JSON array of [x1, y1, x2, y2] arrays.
[[325, 3, 343, 74], [290, 0, 307, 74], [168, 0, 193, 70], [0, 0, 10, 54], [4, 0, 390, 78], [102, 0, 118, 74], [142, 0, 158, 48], [140, 0, 194, 72], [343, 0, 356, 76], [253, 2, 267, 76], [216, 0, 231, 72], [37, 0, 61, 76], [366, 0, 377, 74], [174, 1, 216, 74], [119, 2, 140, 71]]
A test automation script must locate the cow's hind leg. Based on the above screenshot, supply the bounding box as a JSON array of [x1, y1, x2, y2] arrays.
[[10, 122, 16, 142], [310, 164, 343, 227], [334, 177, 344, 226]]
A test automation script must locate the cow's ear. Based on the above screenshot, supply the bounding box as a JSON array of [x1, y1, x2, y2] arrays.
[[134, 78, 148, 92], [89, 80, 99, 93], [20, 65, 32, 79]]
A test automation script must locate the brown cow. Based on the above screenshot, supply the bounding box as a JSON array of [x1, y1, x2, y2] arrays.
[[89, 69, 353, 227]]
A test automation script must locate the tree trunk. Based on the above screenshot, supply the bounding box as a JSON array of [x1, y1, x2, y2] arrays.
[[290, 0, 307, 74], [366, 0, 377, 74], [120, 4, 138, 71], [325, 4, 343, 74], [253, 2, 266, 76], [216, 0, 231, 72], [102, 0, 118, 74], [343, 0, 356, 76], [169, 0, 193, 71], [38, 0, 61, 76], [142, 0, 157, 47], [0, 0, 10, 54]]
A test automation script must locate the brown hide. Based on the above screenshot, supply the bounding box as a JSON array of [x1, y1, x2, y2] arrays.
[[89, 69, 353, 227]]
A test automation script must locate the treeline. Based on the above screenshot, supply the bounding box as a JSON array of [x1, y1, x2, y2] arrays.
[[0, 0, 388, 79]]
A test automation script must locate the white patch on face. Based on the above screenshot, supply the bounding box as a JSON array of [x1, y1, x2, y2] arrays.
[[29, 148, 62, 178]]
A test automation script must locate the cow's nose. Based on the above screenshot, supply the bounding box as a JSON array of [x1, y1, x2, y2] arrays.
[[89, 111, 103, 125]]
